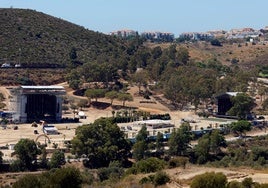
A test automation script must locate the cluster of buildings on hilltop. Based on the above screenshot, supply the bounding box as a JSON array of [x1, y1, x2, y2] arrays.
[[226, 28, 262, 39], [140, 31, 174, 42], [109, 29, 138, 38], [109, 29, 174, 42], [179, 32, 214, 41], [179, 28, 262, 41], [260, 26, 268, 33], [110, 26, 268, 42]]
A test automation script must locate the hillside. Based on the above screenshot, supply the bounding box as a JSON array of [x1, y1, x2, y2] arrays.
[[146, 41, 268, 69], [188, 42, 268, 68], [2, 8, 268, 87], [0, 8, 128, 67], [2, 8, 268, 70]]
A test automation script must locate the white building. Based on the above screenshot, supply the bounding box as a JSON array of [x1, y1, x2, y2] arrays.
[[43, 125, 59, 135], [109, 29, 138, 38]]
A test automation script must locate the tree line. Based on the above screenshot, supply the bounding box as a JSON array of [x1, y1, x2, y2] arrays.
[[66, 39, 260, 113]]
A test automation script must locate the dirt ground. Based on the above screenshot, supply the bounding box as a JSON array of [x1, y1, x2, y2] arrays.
[[165, 165, 268, 188], [0, 84, 268, 187], [0, 84, 198, 159]]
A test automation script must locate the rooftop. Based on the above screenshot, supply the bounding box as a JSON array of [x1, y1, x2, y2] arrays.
[[21, 85, 65, 90]]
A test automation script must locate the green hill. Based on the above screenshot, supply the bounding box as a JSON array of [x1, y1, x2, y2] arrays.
[[1, 8, 268, 87], [0, 8, 127, 67]]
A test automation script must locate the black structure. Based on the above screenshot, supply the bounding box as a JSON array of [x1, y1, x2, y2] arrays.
[[25, 94, 58, 122], [215, 92, 239, 115]]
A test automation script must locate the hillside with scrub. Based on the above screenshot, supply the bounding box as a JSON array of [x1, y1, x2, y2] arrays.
[[0, 8, 128, 67], [1, 8, 268, 89]]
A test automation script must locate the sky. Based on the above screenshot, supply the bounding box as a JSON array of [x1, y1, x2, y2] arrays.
[[1, 0, 268, 37]]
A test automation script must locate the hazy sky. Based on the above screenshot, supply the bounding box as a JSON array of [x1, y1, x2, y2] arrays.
[[1, 0, 268, 36]]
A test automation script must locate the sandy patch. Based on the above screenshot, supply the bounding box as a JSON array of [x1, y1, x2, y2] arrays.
[[166, 166, 268, 187]]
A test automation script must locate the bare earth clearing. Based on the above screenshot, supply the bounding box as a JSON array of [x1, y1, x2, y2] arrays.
[[0, 84, 267, 187]]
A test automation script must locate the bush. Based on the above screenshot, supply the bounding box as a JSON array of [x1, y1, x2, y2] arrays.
[[49, 150, 65, 169], [12, 167, 82, 188], [242, 177, 253, 188], [139, 177, 151, 184], [197, 155, 207, 165], [139, 171, 170, 186], [49, 167, 82, 188], [153, 171, 170, 186], [168, 157, 188, 169], [10, 160, 25, 172], [97, 166, 124, 182], [190, 172, 227, 188], [113, 116, 131, 123], [231, 58, 239, 64], [210, 39, 222, 46], [226, 180, 243, 188], [129, 157, 165, 174], [81, 171, 94, 186], [197, 111, 209, 118], [218, 156, 231, 167], [13, 174, 41, 188]]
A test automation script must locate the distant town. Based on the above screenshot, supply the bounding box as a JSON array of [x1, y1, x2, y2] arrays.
[[109, 26, 268, 42]]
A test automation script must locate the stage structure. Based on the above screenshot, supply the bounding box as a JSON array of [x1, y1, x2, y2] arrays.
[[10, 86, 66, 123], [215, 92, 239, 116]]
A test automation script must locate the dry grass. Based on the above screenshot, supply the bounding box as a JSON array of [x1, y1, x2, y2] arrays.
[[145, 41, 268, 68], [187, 42, 268, 66]]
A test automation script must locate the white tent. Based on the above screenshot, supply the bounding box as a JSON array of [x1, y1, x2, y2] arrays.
[[43, 125, 59, 135], [78, 111, 86, 119]]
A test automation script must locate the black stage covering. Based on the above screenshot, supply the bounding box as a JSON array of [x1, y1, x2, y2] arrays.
[[25, 94, 58, 122]]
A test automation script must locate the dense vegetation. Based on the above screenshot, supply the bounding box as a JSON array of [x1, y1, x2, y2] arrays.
[[13, 167, 82, 188], [71, 118, 131, 168], [0, 8, 128, 67], [0, 8, 129, 85]]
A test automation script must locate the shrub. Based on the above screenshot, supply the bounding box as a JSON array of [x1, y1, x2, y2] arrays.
[[242, 177, 253, 188], [12, 167, 82, 188], [231, 58, 239, 64], [49, 167, 82, 188], [197, 111, 209, 118], [168, 157, 188, 169], [13, 174, 41, 188], [81, 171, 94, 186], [139, 177, 151, 184], [49, 150, 65, 169], [10, 160, 25, 172], [129, 157, 165, 174], [139, 171, 170, 186], [218, 156, 231, 167], [97, 166, 124, 182], [226, 180, 243, 188], [190, 172, 227, 188], [210, 39, 222, 46], [153, 171, 170, 186]]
